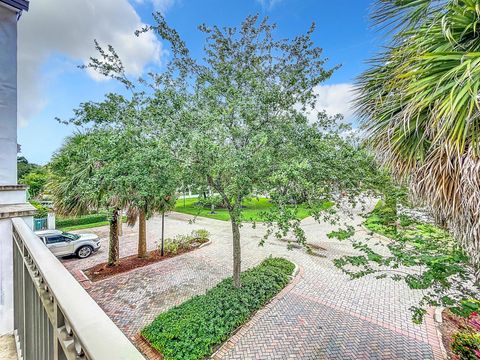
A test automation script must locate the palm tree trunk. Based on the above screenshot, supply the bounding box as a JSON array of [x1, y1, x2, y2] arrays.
[[117, 211, 123, 236], [230, 215, 241, 288], [138, 209, 147, 258], [108, 208, 120, 266], [160, 212, 165, 256]]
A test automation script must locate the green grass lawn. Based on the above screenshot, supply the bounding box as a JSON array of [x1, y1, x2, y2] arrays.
[[59, 221, 111, 232], [58, 216, 127, 232], [173, 196, 313, 222]]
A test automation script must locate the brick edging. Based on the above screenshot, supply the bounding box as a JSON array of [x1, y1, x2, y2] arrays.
[[72, 269, 92, 290], [212, 263, 304, 359], [133, 334, 163, 360]]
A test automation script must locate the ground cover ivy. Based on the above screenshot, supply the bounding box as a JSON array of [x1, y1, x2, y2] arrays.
[[141, 257, 295, 360]]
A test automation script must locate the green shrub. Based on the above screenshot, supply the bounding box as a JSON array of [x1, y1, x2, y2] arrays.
[[451, 300, 480, 318], [452, 331, 480, 360], [191, 229, 210, 240], [56, 213, 108, 228], [30, 200, 49, 219], [162, 230, 211, 254], [364, 201, 399, 239], [162, 234, 195, 254], [163, 240, 180, 255], [142, 257, 295, 360]]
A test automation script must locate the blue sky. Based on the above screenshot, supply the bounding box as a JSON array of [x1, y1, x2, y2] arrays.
[[18, 0, 379, 165]]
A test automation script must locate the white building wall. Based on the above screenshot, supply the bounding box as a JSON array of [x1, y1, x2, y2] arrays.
[[0, 4, 29, 336], [0, 219, 13, 335], [0, 5, 18, 185], [0, 189, 27, 204]]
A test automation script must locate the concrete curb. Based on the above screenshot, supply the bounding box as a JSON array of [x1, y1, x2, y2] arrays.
[[198, 238, 212, 249], [432, 307, 448, 360], [425, 307, 448, 360]]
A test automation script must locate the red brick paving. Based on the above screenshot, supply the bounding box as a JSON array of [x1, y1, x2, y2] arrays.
[[61, 206, 443, 359]]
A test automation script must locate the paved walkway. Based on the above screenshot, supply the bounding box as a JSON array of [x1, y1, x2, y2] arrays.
[[62, 202, 443, 359]]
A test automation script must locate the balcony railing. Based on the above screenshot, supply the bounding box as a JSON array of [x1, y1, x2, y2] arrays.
[[11, 217, 144, 360]]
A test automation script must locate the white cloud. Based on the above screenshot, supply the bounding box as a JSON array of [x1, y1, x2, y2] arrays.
[[309, 83, 355, 123], [134, 0, 177, 13], [18, 0, 164, 126], [256, 0, 283, 10]]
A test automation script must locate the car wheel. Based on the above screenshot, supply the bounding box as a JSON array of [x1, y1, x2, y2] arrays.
[[77, 246, 93, 259]]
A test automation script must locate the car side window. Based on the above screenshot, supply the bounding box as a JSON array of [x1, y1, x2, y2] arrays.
[[45, 235, 65, 244]]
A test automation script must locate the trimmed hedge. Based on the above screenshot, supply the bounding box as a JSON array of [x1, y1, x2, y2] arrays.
[[142, 257, 295, 360], [56, 213, 108, 228]]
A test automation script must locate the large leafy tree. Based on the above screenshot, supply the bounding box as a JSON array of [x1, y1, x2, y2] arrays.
[[17, 156, 40, 180], [355, 0, 480, 275], [62, 14, 383, 288], [149, 15, 380, 287], [21, 167, 49, 199]]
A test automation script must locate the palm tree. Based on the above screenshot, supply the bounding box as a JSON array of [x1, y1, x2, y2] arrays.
[[121, 141, 179, 259], [49, 131, 126, 266], [356, 0, 480, 274]]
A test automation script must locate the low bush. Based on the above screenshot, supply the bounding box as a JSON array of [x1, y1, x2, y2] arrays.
[[161, 229, 210, 255], [142, 257, 295, 360], [452, 300, 480, 318], [30, 200, 49, 219], [363, 207, 398, 239], [56, 213, 108, 228], [452, 332, 480, 360], [191, 229, 210, 240], [163, 240, 180, 255]]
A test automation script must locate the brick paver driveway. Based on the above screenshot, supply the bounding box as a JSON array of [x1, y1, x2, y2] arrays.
[[62, 201, 443, 359]]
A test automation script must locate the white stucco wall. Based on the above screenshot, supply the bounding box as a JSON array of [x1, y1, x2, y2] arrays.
[[0, 218, 13, 335], [0, 189, 26, 204], [0, 4, 22, 336], [0, 5, 18, 186]]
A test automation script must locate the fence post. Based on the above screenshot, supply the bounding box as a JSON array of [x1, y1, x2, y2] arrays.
[[47, 213, 55, 230]]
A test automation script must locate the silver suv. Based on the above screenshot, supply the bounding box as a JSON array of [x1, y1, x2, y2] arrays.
[[35, 230, 101, 259]]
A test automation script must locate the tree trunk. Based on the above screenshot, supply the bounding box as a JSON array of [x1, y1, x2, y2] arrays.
[[160, 212, 165, 256], [138, 209, 147, 258], [117, 212, 123, 236], [108, 209, 120, 266], [230, 216, 242, 288]]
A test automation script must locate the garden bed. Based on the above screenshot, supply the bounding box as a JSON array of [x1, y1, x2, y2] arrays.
[[84, 244, 206, 282], [439, 307, 480, 359], [84, 230, 210, 282], [440, 310, 469, 359], [141, 257, 295, 360]]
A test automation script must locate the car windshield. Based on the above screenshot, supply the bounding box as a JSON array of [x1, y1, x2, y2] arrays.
[[62, 232, 80, 241]]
